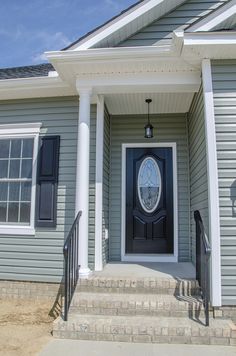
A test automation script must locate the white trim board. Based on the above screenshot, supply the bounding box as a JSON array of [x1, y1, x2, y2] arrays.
[[202, 59, 222, 307], [0, 123, 42, 236], [188, 0, 236, 32], [121, 142, 178, 263], [95, 95, 105, 271]]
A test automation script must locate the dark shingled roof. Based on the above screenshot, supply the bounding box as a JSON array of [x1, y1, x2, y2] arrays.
[[0, 63, 55, 80]]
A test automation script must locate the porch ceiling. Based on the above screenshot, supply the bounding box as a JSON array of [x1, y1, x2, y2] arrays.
[[104, 92, 194, 115]]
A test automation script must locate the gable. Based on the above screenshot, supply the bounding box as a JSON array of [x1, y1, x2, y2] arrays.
[[66, 0, 189, 50], [116, 0, 228, 47]]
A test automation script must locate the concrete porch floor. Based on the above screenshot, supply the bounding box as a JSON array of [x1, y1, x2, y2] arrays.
[[91, 262, 196, 279]]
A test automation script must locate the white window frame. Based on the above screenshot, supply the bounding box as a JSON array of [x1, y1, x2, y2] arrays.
[[121, 142, 178, 263], [0, 123, 41, 236]]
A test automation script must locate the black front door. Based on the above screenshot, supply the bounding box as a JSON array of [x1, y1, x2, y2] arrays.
[[126, 147, 173, 254]]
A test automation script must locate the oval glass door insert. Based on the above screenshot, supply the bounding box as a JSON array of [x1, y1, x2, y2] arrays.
[[137, 157, 161, 213]]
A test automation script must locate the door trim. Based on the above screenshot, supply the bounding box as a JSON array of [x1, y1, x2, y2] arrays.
[[121, 143, 178, 262]]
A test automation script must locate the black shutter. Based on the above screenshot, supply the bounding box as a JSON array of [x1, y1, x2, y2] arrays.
[[35, 136, 60, 228]]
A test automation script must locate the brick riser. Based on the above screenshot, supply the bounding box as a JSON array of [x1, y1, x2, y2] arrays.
[[77, 277, 200, 295], [53, 315, 236, 346], [70, 293, 205, 318], [53, 277, 236, 345]]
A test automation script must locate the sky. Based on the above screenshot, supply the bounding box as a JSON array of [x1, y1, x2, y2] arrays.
[[0, 0, 136, 68]]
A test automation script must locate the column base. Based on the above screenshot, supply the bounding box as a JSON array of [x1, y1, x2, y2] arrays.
[[79, 267, 92, 279]]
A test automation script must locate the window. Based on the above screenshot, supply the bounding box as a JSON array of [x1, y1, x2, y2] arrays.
[[0, 123, 41, 235]]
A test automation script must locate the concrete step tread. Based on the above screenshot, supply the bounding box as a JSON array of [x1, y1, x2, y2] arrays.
[[55, 314, 232, 330], [54, 315, 236, 345]]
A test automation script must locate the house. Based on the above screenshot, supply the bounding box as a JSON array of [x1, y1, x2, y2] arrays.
[[1, 0, 236, 345]]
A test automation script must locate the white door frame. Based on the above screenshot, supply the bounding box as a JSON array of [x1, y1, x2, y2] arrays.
[[121, 142, 178, 262]]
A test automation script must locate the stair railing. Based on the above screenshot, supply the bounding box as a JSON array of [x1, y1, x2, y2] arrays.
[[194, 210, 211, 326], [63, 210, 82, 321]]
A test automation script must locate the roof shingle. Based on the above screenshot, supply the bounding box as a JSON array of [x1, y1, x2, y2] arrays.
[[0, 63, 55, 80]]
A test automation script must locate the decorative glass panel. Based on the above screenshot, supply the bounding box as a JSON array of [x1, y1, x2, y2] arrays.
[[137, 157, 161, 213]]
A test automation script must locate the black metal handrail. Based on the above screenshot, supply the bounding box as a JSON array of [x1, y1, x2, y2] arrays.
[[194, 210, 211, 326], [63, 211, 82, 321]]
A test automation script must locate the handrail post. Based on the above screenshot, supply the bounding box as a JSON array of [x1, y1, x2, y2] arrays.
[[194, 210, 211, 327], [64, 246, 68, 321], [63, 211, 82, 322]]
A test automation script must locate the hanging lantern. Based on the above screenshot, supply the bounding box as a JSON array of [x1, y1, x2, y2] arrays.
[[144, 99, 154, 139]]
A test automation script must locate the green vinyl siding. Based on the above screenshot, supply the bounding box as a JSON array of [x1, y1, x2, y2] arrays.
[[118, 0, 227, 47], [109, 114, 190, 262], [0, 98, 96, 282], [212, 60, 236, 305], [103, 108, 110, 265], [188, 85, 209, 265]]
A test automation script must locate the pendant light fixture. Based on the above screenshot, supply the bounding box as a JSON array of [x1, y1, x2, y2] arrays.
[[144, 99, 154, 139]]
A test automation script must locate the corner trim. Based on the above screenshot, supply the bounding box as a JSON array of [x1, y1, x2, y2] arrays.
[[202, 59, 222, 307], [95, 95, 105, 271]]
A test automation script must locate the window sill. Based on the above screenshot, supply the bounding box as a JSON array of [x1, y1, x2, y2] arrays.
[[0, 226, 35, 236]]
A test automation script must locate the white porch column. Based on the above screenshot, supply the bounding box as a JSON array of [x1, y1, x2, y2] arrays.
[[95, 95, 105, 271], [202, 59, 222, 307], [76, 86, 92, 277]]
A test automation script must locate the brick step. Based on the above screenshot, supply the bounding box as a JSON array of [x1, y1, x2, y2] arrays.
[[70, 292, 204, 318], [53, 314, 236, 345], [77, 277, 200, 295]]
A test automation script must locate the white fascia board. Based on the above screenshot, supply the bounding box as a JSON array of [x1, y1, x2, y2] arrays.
[[184, 32, 236, 46], [71, 0, 186, 50], [0, 76, 66, 90], [46, 45, 173, 64], [188, 0, 236, 32], [0, 76, 74, 100], [76, 71, 201, 94]]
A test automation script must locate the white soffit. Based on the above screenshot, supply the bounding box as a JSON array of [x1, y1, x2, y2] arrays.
[[71, 0, 187, 50], [213, 13, 236, 31], [105, 92, 194, 115]]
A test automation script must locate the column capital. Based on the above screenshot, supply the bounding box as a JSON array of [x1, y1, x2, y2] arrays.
[[76, 81, 93, 97]]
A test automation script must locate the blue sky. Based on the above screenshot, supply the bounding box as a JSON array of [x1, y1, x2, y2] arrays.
[[0, 0, 136, 68]]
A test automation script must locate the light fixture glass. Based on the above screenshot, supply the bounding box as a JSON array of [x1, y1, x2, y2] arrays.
[[144, 99, 154, 139]]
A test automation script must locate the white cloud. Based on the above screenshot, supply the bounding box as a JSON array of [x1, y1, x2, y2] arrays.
[[35, 31, 71, 48], [104, 0, 120, 10], [31, 53, 47, 64], [31, 31, 71, 63]]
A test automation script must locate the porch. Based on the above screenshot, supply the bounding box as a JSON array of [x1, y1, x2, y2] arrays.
[[68, 57, 221, 308]]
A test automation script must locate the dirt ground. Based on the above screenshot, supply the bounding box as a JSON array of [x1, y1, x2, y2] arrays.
[[0, 298, 55, 356]]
